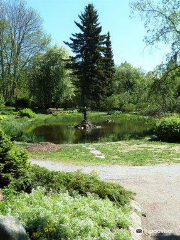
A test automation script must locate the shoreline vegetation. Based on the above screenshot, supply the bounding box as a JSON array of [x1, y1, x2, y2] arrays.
[[0, 109, 156, 143]]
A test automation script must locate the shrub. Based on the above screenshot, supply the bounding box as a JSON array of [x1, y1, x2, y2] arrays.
[[1, 188, 131, 240], [0, 107, 16, 115], [122, 103, 136, 113], [0, 118, 30, 140], [0, 115, 6, 120], [65, 109, 79, 114], [11, 165, 133, 205], [18, 108, 35, 118], [20, 133, 44, 143], [0, 130, 29, 187], [155, 116, 180, 142], [141, 104, 162, 116], [102, 95, 120, 111], [52, 111, 60, 116], [5, 97, 16, 107]]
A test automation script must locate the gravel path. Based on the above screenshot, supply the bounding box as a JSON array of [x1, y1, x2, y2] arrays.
[[30, 159, 180, 240]]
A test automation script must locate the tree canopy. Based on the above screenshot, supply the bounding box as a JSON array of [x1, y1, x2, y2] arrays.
[[64, 4, 114, 109], [30, 46, 74, 108], [130, 0, 180, 76], [0, 0, 50, 103]]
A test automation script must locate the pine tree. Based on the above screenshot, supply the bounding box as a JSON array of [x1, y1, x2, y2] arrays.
[[64, 4, 106, 108], [103, 32, 115, 97]]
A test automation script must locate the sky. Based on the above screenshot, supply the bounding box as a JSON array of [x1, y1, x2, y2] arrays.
[[26, 0, 170, 72]]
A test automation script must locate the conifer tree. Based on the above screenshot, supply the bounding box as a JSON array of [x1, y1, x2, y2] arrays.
[[103, 32, 115, 96], [64, 4, 106, 108]]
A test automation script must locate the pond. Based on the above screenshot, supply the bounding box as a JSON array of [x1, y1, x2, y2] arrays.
[[31, 117, 155, 144]]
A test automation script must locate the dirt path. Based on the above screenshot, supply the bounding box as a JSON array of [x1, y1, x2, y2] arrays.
[[30, 159, 180, 240]]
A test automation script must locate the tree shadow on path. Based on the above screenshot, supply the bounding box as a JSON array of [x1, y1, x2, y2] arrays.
[[154, 233, 180, 240]]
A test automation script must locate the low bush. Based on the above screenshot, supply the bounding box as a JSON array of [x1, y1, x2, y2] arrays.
[[52, 111, 61, 116], [122, 103, 136, 113], [0, 118, 30, 140], [11, 165, 133, 205], [18, 108, 35, 118], [20, 133, 44, 143], [1, 188, 131, 240], [0, 115, 6, 120], [0, 107, 16, 115], [155, 116, 180, 142], [140, 104, 162, 116], [0, 130, 29, 187]]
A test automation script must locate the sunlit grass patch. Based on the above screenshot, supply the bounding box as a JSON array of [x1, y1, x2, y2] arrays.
[[29, 140, 180, 166]]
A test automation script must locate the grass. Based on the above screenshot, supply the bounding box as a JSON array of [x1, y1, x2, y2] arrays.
[[28, 139, 180, 166], [1, 110, 178, 166]]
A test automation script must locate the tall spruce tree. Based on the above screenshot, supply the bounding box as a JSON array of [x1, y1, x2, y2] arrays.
[[64, 4, 106, 108], [103, 32, 115, 96]]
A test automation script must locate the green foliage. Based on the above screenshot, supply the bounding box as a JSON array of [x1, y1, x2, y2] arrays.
[[0, 117, 31, 140], [0, 115, 6, 120], [155, 116, 180, 142], [1, 188, 131, 240], [11, 165, 133, 205], [0, 95, 5, 108], [0, 107, 16, 115], [102, 94, 120, 111], [102, 32, 115, 99], [122, 103, 136, 113], [65, 4, 113, 109], [130, 0, 180, 57], [52, 109, 79, 117], [0, 130, 29, 187], [140, 103, 162, 116], [20, 133, 44, 143], [0, 0, 50, 104], [18, 108, 35, 118], [113, 62, 150, 113], [52, 112, 61, 117], [30, 46, 74, 108]]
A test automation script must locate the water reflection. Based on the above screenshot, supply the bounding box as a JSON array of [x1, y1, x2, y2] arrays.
[[32, 119, 154, 144]]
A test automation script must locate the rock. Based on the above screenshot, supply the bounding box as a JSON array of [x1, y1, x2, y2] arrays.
[[0, 192, 3, 201], [0, 215, 30, 240], [131, 199, 142, 213], [75, 120, 94, 130], [75, 120, 101, 130]]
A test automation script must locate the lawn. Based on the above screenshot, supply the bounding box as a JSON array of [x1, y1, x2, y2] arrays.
[[28, 139, 180, 166]]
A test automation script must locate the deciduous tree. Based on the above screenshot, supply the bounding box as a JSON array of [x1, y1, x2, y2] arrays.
[[130, 0, 180, 78], [0, 0, 50, 102], [30, 46, 74, 108]]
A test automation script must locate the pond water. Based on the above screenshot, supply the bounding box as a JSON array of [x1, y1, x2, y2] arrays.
[[31, 117, 154, 144]]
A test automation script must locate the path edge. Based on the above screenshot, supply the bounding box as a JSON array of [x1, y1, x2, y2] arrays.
[[129, 200, 143, 240]]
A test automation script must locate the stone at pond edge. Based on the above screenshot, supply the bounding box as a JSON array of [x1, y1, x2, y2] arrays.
[[0, 215, 30, 240]]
